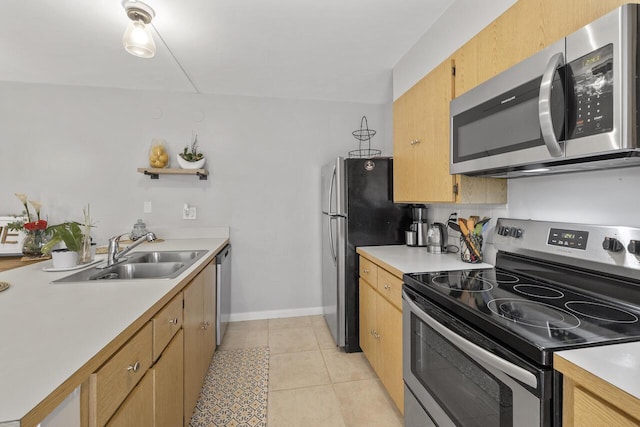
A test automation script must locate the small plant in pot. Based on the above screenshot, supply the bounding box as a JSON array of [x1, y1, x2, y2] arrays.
[[177, 133, 206, 169], [42, 222, 85, 269]]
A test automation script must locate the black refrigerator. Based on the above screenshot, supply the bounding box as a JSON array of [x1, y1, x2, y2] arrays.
[[321, 157, 410, 352]]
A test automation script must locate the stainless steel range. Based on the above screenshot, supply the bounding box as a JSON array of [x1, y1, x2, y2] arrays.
[[403, 218, 640, 426]]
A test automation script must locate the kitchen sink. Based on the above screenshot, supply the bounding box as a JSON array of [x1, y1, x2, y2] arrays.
[[126, 250, 207, 264], [52, 250, 209, 283]]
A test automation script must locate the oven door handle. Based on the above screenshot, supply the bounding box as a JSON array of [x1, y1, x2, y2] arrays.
[[403, 291, 538, 388]]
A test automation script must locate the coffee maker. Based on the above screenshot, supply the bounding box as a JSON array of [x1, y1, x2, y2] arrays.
[[406, 205, 429, 247]]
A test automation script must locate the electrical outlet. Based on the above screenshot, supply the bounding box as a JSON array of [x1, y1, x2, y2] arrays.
[[143, 201, 152, 213], [183, 204, 197, 220]]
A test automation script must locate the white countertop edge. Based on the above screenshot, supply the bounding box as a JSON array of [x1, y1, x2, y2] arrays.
[[0, 237, 229, 423], [357, 244, 493, 274], [556, 341, 640, 400]]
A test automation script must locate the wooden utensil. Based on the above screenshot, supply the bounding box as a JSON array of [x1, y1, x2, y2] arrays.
[[459, 219, 481, 260]]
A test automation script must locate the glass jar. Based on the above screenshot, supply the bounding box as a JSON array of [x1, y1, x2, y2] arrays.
[[130, 219, 149, 241], [22, 229, 46, 258], [149, 138, 169, 168]]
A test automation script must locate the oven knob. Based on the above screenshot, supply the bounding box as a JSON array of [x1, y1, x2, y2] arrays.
[[500, 226, 510, 236], [627, 240, 640, 255], [602, 237, 624, 253], [509, 228, 523, 238]]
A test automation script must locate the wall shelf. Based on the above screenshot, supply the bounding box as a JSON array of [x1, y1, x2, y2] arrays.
[[137, 168, 209, 180]]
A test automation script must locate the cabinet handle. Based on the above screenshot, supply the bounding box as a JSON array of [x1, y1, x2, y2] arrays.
[[384, 284, 391, 290], [127, 361, 141, 373], [168, 317, 179, 325], [201, 321, 211, 330], [410, 139, 421, 146], [363, 268, 369, 274]]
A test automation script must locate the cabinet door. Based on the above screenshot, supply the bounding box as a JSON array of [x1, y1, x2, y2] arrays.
[[379, 300, 404, 414], [393, 60, 456, 203], [183, 273, 205, 424], [202, 262, 217, 367], [359, 279, 379, 374], [153, 329, 184, 427], [105, 372, 153, 427]]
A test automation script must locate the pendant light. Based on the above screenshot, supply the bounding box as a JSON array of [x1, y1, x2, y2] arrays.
[[122, 0, 156, 58]]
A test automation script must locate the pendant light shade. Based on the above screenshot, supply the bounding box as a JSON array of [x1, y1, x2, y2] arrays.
[[122, 1, 156, 59]]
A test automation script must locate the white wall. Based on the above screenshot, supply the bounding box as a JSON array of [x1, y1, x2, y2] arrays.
[[0, 81, 393, 319], [393, 0, 518, 100]]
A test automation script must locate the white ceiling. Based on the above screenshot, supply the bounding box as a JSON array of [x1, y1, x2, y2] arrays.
[[0, 0, 454, 104]]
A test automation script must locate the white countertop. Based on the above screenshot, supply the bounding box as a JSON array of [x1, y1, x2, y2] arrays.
[[357, 245, 493, 276], [556, 342, 640, 400], [0, 238, 228, 425]]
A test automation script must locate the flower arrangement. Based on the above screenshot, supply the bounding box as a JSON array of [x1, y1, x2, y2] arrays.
[[7, 193, 47, 232]]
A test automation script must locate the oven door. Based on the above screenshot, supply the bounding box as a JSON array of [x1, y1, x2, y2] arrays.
[[403, 288, 552, 427]]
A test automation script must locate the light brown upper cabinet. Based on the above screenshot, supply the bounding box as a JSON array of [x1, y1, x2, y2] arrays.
[[393, 59, 507, 204], [455, 0, 638, 97]]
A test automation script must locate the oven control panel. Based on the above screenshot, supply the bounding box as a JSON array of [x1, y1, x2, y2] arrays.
[[548, 228, 589, 250], [493, 218, 640, 281]]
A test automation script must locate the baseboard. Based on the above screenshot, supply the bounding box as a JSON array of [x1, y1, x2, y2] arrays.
[[228, 306, 324, 322]]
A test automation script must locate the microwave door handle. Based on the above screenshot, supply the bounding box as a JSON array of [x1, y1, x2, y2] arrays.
[[538, 52, 565, 157], [403, 291, 538, 389]]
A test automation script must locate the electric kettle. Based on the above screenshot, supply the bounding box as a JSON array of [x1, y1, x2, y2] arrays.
[[427, 222, 448, 254]]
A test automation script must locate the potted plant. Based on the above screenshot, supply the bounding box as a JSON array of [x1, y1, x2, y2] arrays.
[[41, 204, 94, 268], [176, 133, 206, 169], [42, 222, 85, 268]]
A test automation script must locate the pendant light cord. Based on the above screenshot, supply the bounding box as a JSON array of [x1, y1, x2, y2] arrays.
[[151, 23, 201, 94]]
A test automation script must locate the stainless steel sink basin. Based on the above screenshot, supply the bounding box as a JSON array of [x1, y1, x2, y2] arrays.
[[126, 250, 207, 264], [52, 250, 209, 283], [90, 262, 185, 280]]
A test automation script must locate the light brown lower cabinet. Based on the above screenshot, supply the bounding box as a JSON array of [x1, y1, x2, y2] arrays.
[[82, 258, 217, 427], [358, 255, 404, 414], [105, 372, 153, 427], [183, 261, 217, 425], [554, 354, 640, 426], [152, 329, 184, 427]]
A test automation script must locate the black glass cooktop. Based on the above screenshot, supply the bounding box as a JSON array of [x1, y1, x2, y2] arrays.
[[404, 265, 640, 366]]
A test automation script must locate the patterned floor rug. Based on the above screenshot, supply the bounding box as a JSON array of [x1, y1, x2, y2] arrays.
[[190, 347, 270, 427]]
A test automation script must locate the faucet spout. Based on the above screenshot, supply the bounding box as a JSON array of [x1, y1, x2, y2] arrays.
[[106, 231, 157, 266]]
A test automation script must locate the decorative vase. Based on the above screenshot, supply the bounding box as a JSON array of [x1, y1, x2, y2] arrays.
[[22, 230, 46, 258]]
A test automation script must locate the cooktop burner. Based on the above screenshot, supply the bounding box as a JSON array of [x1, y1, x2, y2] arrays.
[[565, 301, 639, 323], [487, 298, 581, 329], [513, 284, 565, 299], [430, 273, 494, 292]]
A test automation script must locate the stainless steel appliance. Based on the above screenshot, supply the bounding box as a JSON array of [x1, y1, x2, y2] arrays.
[[426, 222, 447, 254], [403, 218, 640, 426], [410, 205, 429, 247], [216, 244, 231, 347], [321, 157, 410, 352], [450, 4, 640, 178]]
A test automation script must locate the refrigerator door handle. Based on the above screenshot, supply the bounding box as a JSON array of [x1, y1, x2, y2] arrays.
[[328, 164, 337, 215], [329, 216, 337, 266]]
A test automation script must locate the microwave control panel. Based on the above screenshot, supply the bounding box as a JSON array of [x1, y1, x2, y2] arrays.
[[568, 43, 614, 139]]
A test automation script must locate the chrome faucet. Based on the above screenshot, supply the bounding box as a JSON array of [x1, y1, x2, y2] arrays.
[[106, 231, 157, 266]]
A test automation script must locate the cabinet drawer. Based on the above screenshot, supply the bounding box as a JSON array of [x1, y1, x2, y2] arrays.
[[359, 257, 378, 286], [90, 322, 153, 427], [377, 268, 403, 310], [152, 293, 183, 361]]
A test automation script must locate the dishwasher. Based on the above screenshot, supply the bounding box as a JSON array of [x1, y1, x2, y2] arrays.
[[216, 244, 231, 346]]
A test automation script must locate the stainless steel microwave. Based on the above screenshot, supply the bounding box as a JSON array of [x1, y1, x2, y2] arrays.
[[450, 4, 640, 178]]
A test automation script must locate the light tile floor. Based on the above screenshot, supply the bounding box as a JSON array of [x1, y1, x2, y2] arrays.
[[220, 315, 404, 427]]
